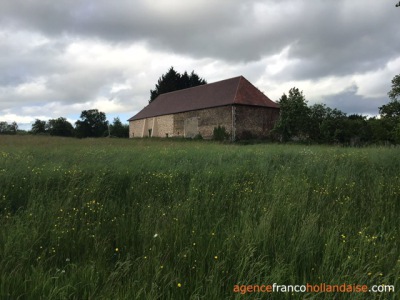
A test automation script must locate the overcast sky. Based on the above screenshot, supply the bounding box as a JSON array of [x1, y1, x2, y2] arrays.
[[1, 0, 399, 129]]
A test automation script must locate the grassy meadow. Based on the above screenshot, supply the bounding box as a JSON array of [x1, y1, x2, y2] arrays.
[[0, 136, 399, 299]]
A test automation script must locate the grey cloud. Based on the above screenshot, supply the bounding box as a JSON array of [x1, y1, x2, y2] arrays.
[[1, 0, 398, 80], [0, 0, 399, 124], [321, 86, 386, 116], [0, 34, 69, 86]]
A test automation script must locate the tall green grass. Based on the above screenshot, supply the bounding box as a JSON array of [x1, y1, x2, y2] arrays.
[[0, 136, 399, 299]]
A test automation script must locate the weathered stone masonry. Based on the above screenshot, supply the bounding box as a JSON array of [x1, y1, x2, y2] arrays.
[[130, 114, 174, 138], [130, 105, 279, 140], [234, 105, 280, 139]]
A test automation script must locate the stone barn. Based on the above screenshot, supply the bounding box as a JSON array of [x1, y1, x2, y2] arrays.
[[128, 76, 280, 140]]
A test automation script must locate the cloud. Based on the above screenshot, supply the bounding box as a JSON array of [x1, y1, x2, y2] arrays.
[[353, 56, 400, 99], [0, 0, 399, 127], [323, 87, 386, 116]]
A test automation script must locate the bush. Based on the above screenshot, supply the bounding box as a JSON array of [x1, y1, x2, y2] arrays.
[[213, 125, 229, 141]]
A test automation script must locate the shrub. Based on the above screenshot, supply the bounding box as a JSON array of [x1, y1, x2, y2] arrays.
[[213, 125, 229, 141], [193, 133, 203, 140]]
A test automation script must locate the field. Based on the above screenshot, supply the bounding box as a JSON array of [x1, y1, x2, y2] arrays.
[[0, 136, 399, 299]]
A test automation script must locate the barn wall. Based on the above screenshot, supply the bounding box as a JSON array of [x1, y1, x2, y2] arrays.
[[173, 106, 232, 139], [129, 114, 174, 137], [129, 119, 145, 137], [152, 114, 174, 137], [234, 105, 280, 139], [130, 105, 280, 139]]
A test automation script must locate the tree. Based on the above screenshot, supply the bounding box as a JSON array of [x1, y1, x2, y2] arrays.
[[75, 109, 108, 138], [273, 87, 310, 141], [109, 117, 129, 138], [388, 74, 400, 102], [379, 101, 400, 119], [318, 108, 347, 143], [31, 119, 47, 134], [382, 74, 400, 121], [11, 122, 18, 134], [308, 103, 329, 141], [378, 74, 400, 142], [0, 121, 17, 135], [396, 1, 400, 7], [149, 67, 207, 102], [367, 117, 393, 143], [47, 117, 74, 137]]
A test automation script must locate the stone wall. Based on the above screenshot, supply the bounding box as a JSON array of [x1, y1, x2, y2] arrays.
[[130, 105, 280, 140], [129, 119, 144, 138], [234, 105, 280, 139], [129, 114, 174, 137], [152, 114, 174, 137], [173, 106, 232, 139]]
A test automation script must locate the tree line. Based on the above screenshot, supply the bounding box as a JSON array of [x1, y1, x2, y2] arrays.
[[0, 109, 129, 138], [273, 75, 400, 145], [2, 69, 399, 145]]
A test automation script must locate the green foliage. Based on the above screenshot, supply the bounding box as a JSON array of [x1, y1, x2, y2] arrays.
[[0, 121, 18, 135], [377, 74, 400, 142], [273, 79, 400, 145], [75, 109, 108, 138], [31, 119, 47, 134], [109, 117, 129, 138], [379, 100, 400, 120], [273, 88, 310, 141], [149, 67, 207, 103], [0, 137, 399, 299], [388, 74, 400, 102], [212, 125, 230, 141], [193, 133, 203, 140], [47, 117, 74, 137]]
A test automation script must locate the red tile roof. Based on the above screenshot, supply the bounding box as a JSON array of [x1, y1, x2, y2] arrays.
[[128, 76, 279, 121]]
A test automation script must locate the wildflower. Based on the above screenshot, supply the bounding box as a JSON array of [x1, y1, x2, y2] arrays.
[[115, 248, 119, 252], [177, 283, 182, 288], [153, 233, 158, 238], [214, 256, 218, 260]]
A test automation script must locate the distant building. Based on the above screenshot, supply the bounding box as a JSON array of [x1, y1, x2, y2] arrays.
[[128, 76, 280, 140]]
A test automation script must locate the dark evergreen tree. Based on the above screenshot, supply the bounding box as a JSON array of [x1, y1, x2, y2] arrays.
[[149, 67, 207, 103], [179, 71, 191, 90]]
